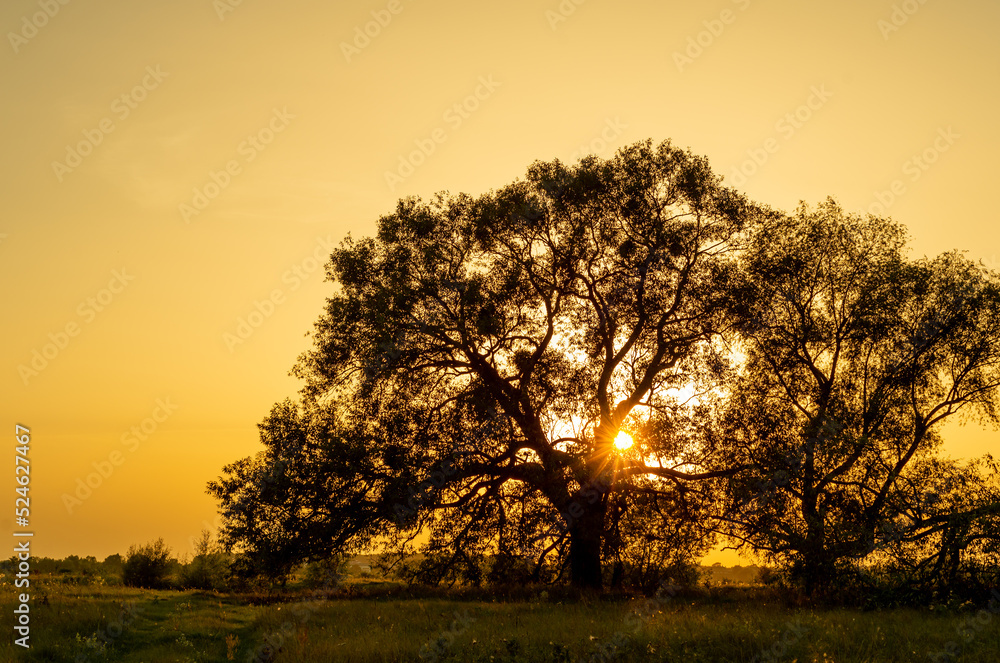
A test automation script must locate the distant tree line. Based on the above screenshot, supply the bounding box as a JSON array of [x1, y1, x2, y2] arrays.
[[0, 531, 352, 594]]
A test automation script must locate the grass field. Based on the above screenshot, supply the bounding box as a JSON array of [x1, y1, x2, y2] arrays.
[[3, 577, 999, 662]]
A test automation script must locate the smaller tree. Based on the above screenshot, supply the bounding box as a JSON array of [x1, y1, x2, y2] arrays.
[[123, 538, 173, 589], [102, 554, 123, 570], [716, 200, 1000, 596], [301, 555, 347, 589], [181, 530, 232, 591]]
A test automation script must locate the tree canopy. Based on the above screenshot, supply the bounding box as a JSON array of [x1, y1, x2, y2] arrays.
[[715, 200, 1000, 593], [209, 141, 1000, 596], [210, 140, 770, 589]]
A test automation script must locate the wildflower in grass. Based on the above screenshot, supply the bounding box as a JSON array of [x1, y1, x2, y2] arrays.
[[226, 633, 239, 660]]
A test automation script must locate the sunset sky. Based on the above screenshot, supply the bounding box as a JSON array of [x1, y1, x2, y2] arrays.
[[2, 0, 998, 565]]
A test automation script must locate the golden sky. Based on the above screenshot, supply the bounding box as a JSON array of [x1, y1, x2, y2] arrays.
[[2, 0, 998, 565]]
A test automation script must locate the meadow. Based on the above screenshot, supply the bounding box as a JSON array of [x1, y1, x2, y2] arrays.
[[3, 568, 999, 662]]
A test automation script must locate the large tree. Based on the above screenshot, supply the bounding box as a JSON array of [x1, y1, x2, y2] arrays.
[[714, 200, 1000, 594], [209, 140, 768, 589]]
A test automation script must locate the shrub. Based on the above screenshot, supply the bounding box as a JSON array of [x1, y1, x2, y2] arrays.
[[180, 531, 232, 591], [123, 538, 173, 588], [302, 555, 346, 588]]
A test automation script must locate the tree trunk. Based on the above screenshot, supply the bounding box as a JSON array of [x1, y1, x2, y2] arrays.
[[569, 526, 603, 590], [566, 454, 610, 590], [800, 484, 827, 597], [800, 535, 833, 597], [568, 500, 607, 590], [611, 560, 624, 589]]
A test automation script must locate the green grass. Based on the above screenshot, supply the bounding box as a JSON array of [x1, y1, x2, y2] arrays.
[[2, 578, 998, 662]]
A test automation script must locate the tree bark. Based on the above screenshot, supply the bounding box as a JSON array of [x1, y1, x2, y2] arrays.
[[569, 527, 604, 590], [568, 499, 607, 590]]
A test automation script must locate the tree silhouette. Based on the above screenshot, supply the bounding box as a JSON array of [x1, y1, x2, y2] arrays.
[[209, 140, 768, 589], [715, 200, 1000, 595]]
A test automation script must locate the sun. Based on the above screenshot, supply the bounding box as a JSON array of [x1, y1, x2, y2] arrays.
[[613, 431, 634, 451]]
